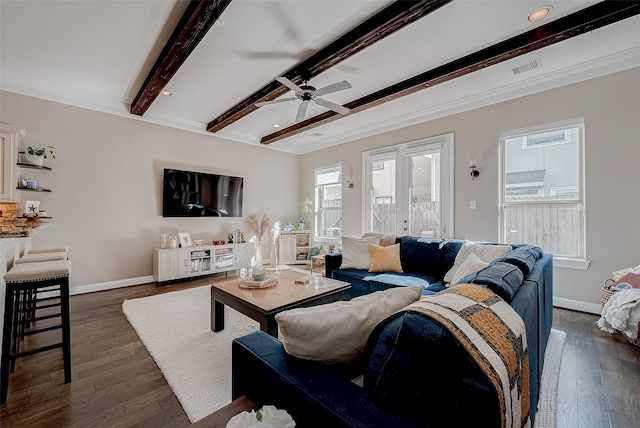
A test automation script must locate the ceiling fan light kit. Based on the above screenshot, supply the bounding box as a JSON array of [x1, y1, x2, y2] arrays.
[[255, 76, 352, 122]]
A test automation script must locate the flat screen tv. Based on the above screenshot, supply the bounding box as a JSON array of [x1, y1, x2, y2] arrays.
[[162, 168, 243, 217]]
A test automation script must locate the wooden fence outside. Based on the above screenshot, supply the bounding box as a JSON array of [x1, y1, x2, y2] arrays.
[[371, 201, 440, 236], [503, 203, 582, 256]]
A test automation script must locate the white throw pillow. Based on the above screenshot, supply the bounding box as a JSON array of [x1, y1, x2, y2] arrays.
[[449, 252, 489, 286], [443, 240, 512, 283], [275, 286, 422, 364], [340, 236, 380, 269]]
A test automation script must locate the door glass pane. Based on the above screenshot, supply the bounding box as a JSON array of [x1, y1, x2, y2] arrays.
[[409, 153, 440, 237], [370, 159, 396, 234]]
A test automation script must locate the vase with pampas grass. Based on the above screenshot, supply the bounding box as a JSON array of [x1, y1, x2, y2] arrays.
[[246, 214, 270, 270]]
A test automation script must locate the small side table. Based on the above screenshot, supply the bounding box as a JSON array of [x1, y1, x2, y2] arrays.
[[310, 254, 326, 275]]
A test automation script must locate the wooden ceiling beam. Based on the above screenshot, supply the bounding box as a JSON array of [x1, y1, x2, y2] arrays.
[[130, 0, 231, 116], [261, 1, 640, 145], [206, 0, 453, 133]]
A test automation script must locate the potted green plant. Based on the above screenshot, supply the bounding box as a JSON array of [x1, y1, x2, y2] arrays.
[[21, 145, 56, 166]]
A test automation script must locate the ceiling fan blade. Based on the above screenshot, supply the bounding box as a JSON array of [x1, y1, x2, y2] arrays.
[[315, 98, 350, 115], [295, 101, 309, 123], [314, 81, 352, 97], [275, 76, 302, 93], [255, 97, 297, 107]]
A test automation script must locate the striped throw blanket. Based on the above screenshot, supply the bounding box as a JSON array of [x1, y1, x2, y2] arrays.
[[407, 284, 530, 428]]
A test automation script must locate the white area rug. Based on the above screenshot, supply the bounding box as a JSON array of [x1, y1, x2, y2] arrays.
[[534, 328, 566, 428], [123, 286, 566, 425], [122, 286, 258, 423]]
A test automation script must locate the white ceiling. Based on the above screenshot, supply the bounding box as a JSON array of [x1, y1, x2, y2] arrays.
[[1, 1, 639, 154]]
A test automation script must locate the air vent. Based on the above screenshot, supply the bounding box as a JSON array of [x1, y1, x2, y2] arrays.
[[511, 58, 542, 75], [310, 132, 324, 137]]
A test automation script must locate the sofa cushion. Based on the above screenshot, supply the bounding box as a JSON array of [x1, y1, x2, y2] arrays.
[[362, 311, 501, 425], [362, 233, 397, 247], [398, 236, 445, 276], [456, 261, 524, 301], [369, 244, 403, 273], [275, 286, 422, 364], [340, 236, 380, 269], [492, 245, 544, 276], [449, 252, 489, 286], [443, 240, 512, 283]]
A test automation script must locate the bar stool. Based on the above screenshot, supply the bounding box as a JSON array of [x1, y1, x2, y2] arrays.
[[15, 252, 68, 264], [1, 260, 72, 404], [25, 246, 70, 255]]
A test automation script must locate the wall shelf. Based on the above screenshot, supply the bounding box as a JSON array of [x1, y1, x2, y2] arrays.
[[16, 187, 52, 192], [17, 163, 52, 171]]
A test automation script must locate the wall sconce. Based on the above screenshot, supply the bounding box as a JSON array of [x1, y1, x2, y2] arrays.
[[469, 159, 479, 180], [346, 177, 354, 190]]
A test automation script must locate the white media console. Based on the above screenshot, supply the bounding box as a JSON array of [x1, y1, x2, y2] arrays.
[[153, 242, 254, 283]]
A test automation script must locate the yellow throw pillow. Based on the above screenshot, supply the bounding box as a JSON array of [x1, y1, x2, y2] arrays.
[[369, 243, 403, 273]]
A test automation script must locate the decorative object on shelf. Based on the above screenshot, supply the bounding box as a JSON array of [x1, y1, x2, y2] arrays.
[[299, 197, 312, 230], [226, 404, 295, 428], [269, 221, 282, 268], [20, 145, 56, 167], [246, 214, 270, 267], [169, 235, 178, 249], [194, 239, 204, 246], [283, 222, 295, 231], [178, 232, 193, 248], [470, 159, 479, 180], [233, 228, 241, 244], [21, 179, 42, 190], [228, 232, 234, 243], [213, 239, 226, 246], [241, 232, 246, 243], [160, 233, 168, 249], [24, 200, 40, 216]]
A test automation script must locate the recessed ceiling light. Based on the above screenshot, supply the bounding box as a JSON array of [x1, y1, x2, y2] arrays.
[[528, 6, 552, 21], [273, 124, 280, 128], [160, 90, 172, 96]]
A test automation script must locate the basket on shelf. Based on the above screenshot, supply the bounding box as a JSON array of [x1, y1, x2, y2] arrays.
[[601, 279, 640, 347]]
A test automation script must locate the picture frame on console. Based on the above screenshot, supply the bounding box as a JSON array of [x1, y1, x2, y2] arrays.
[[178, 232, 193, 248]]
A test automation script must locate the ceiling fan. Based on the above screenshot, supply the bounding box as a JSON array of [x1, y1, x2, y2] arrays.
[[255, 76, 352, 122]]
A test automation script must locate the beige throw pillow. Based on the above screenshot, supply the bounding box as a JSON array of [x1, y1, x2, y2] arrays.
[[444, 240, 512, 283], [369, 244, 403, 273], [448, 252, 489, 286], [340, 236, 380, 269], [275, 286, 423, 364]]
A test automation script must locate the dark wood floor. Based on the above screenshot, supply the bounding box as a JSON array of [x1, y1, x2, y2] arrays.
[[1, 273, 639, 427], [554, 308, 640, 428]]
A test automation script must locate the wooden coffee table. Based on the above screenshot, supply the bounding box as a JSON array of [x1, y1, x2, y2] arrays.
[[210, 270, 351, 337]]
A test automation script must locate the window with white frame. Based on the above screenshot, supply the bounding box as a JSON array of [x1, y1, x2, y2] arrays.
[[315, 165, 342, 239], [500, 119, 585, 258]]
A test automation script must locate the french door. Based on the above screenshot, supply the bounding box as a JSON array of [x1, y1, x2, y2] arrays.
[[362, 134, 454, 238]]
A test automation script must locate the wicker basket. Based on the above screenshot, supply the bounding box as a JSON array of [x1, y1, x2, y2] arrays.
[[601, 280, 640, 347]]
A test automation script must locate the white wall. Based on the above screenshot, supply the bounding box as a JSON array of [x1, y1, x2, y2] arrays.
[[301, 68, 640, 306], [0, 91, 300, 289]]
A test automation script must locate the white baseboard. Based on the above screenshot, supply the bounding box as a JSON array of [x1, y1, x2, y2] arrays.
[[553, 296, 601, 315], [54, 276, 604, 317], [70, 275, 155, 296]]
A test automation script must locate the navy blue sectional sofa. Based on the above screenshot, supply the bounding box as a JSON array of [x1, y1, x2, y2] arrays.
[[231, 237, 553, 427]]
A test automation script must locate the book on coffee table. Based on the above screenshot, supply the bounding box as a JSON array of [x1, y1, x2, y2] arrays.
[[239, 276, 278, 289]]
